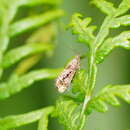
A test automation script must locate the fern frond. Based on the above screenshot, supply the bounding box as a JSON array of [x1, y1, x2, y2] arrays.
[[115, 0, 130, 17], [9, 9, 64, 37], [0, 0, 63, 79], [87, 84, 130, 114], [69, 13, 96, 46], [14, 24, 56, 75], [0, 106, 54, 129], [27, 24, 57, 44], [93, 0, 130, 63], [55, 97, 86, 130], [1, 43, 53, 68], [91, 0, 130, 50], [110, 15, 130, 28], [0, 68, 62, 99], [92, 0, 116, 15], [67, 0, 130, 125], [17, 0, 61, 7], [0, 0, 63, 130], [93, 0, 130, 17], [69, 69, 87, 102], [96, 31, 130, 64], [64, 0, 130, 129]]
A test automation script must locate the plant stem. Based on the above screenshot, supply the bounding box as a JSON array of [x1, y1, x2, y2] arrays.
[[81, 47, 97, 115], [81, 17, 112, 116]]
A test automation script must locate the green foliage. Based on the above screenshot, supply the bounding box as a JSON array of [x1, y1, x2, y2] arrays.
[[9, 9, 63, 36], [0, 0, 63, 129], [87, 84, 130, 113], [69, 13, 96, 46], [92, 0, 116, 15], [0, 106, 54, 129], [70, 69, 87, 102], [56, 0, 130, 130], [2, 43, 53, 68], [96, 31, 130, 64], [0, 0, 63, 95], [0, 68, 62, 99], [55, 97, 86, 130], [0, 0, 130, 130]]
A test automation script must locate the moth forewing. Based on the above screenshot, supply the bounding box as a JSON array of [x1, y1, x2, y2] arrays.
[[55, 55, 80, 93]]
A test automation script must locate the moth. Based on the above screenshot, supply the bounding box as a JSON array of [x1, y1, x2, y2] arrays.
[[55, 55, 80, 93]]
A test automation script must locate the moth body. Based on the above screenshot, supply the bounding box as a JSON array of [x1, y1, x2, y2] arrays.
[[55, 55, 80, 93]]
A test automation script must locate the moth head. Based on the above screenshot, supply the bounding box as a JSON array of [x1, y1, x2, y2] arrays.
[[57, 85, 67, 93], [55, 78, 67, 93]]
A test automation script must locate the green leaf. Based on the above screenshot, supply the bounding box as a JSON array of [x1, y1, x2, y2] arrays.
[[9, 9, 64, 37], [26, 24, 57, 44], [92, 0, 130, 49], [72, 70, 86, 94], [14, 24, 57, 75], [65, 0, 130, 128], [69, 13, 96, 46], [0, 20, 10, 53], [115, 0, 130, 17], [0, 0, 61, 14], [16, 0, 61, 7], [1, 43, 53, 68], [92, 0, 116, 15], [87, 84, 130, 114], [110, 15, 130, 28], [96, 31, 130, 64], [0, 106, 54, 129], [70, 69, 87, 102], [0, 68, 62, 99], [38, 113, 49, 130], [0, 0, 63, 79], [55, 97, 86, 130]]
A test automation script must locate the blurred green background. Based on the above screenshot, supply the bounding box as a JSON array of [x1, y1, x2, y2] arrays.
[[0, 0, 130, 130]]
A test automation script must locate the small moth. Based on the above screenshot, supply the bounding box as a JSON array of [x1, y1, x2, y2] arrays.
[[55, 55, 80, 93]]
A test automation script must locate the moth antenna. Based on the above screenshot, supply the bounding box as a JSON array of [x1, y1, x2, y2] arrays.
[[63, 43, 87, 59], [65, 44, 81, 55]]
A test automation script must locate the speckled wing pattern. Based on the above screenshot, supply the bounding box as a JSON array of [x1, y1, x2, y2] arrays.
[[55, 55, 80, 93]]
